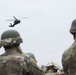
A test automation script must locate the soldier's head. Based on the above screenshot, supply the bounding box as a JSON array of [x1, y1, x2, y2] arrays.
[[45, 62, 60, 73], [26, 52, 37, 63], [0, 29, 23, 49], [70, 19, 76, 39]]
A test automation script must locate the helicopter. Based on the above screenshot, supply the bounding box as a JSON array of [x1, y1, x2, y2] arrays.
[[6, 16, 28, 27]]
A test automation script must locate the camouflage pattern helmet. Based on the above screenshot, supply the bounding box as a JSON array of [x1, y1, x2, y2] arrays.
[[70, 19, 76, 34], [1, 29, 23, 45], [46, 62, 61, 70]]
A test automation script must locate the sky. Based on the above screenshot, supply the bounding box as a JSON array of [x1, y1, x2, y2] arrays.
[[0, 0, 76, 68]]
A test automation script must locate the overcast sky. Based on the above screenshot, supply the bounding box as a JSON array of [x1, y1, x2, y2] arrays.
[[0, 0, 76, 68]]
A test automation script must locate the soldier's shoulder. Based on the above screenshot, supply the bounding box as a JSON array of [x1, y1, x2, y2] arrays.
[[0, 53, 29, 65], [1, 54, 30, 69], [62, 42, 76, 57]]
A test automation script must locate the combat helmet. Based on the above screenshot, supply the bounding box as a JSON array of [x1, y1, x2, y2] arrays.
[[46, 62, 61, 70], [0, 29, 23, 47], [25, 52, 37, 62], [70, 19, 76, 34]]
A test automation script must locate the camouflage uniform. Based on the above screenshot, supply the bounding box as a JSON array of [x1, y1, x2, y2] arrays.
[[0, 51, 29, 75], [62, 41, 76, 75], [0, 29, 44, 75], [62, 19, 76, 75]]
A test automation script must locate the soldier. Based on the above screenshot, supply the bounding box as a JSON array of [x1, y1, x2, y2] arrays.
[[25, 52, 37, 65], [62, 19, 76, 75], [45, 62, 61, 75], [0, 29, 44, 75]]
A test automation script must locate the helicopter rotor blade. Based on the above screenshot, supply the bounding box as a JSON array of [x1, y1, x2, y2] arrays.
[[6, 19, 15, 21], [20, 17, 28, 19], [13, 16, 17, 20], [6, 16, 28, 21]]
